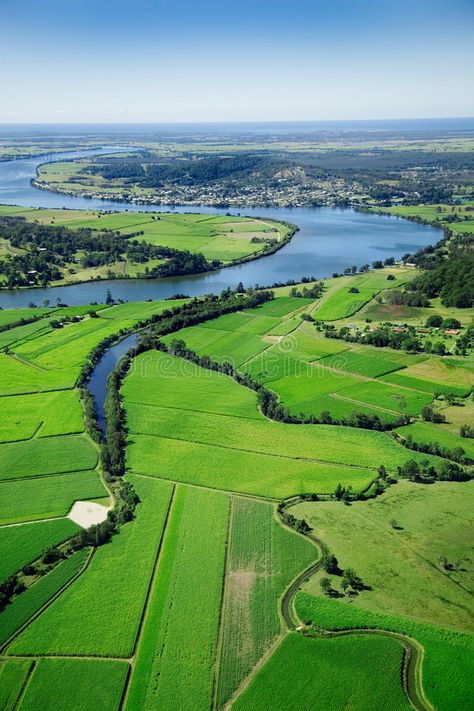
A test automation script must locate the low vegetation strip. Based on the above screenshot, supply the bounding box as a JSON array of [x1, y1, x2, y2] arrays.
[[232, 632, 411, 711], [0, 549, 89, 648], [125, 485, 229, 711], [8, 476, 173, 657], [216, 497, 315, 709], [18, 658, 129, 711]]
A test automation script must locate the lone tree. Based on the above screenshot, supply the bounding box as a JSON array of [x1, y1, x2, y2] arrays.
[[342, 567, 363, 592], [320, 577, 332, 595], [321, 553, 339, 575]]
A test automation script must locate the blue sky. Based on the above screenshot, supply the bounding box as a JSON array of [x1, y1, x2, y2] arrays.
[[1, 0, 473, 122]]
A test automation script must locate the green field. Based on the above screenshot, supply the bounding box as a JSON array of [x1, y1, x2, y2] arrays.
[[9, 476, 172, 657], [313, 286, 378, 320], [318, 349, 404, 377], [0, 390, 84, 442], [0, 518, 79, 579], [338, 379, 433, 415], [124, 351, 442, 497], [296, 593, 474, 711], [396, 420, 474, 460], [0, 280, 472, 711], [0, 549, 89, 647], [126, 485, 228, 711], [216, 497, 315, 708], [0, 470, 107, 525], [0, 354, 78, 395], [233, 632, 411, 711], [0, 435, 98, 481], [0, 658, 33, 711], [19, 658, 129, 711]]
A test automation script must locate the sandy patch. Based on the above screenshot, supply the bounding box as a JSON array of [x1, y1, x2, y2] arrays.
[[68, 501, 109, 528]]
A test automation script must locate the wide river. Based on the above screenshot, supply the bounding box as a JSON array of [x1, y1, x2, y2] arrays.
[[0, 149, 440, 307]]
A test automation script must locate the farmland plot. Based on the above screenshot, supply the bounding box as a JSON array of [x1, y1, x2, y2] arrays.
[[0, 390, 84, 442], [0, 435, 98, 481], [0, 518, 79, 580], [125, 485, 228, 711], [0, 549, 89, 647], [0, 659, 33, 711], [216, 497, 315, 708], [9, 477, 172, 657], [296, 593, 474, 711], [19, 658, 129, 711], [0, 470, 106, 525], [233, 633, 411, 711]]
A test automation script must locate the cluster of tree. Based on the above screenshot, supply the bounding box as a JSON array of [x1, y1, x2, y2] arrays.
[[425, 315, 462, 330], [421, 404, 446, 423], [277, 504, 312, 536], [289, 281, 324, 299], [394, 432, 470, 465], [0, 574, 25, 611], [397, 458, 471, 483], [324, 323, 426, 354], [0, 215, 221, 286], [408, 243, 474, 308], [460, 424, 474, 439], [320, 565, 366, 596], [385, 289, 430, 307], [455, 323, 474, 356]]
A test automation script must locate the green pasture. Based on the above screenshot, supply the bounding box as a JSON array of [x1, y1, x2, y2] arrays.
[[9, 476, 172, 657], [0, 354, 78, 395], [0, 659, 33, 711], [382, 371, 471, 397], [318, 349, 404, 378], [127, 434, 374, 498], [0, 390, 84, 442], [0, 549, 89, 647], [313, 287, 377, 320], [124, 351, 442, 498], [339, 379, 433, 415], [293, 479, 474, 631]]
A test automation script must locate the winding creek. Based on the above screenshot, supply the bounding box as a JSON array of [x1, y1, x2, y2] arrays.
[[0, 149, 440, 308]]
